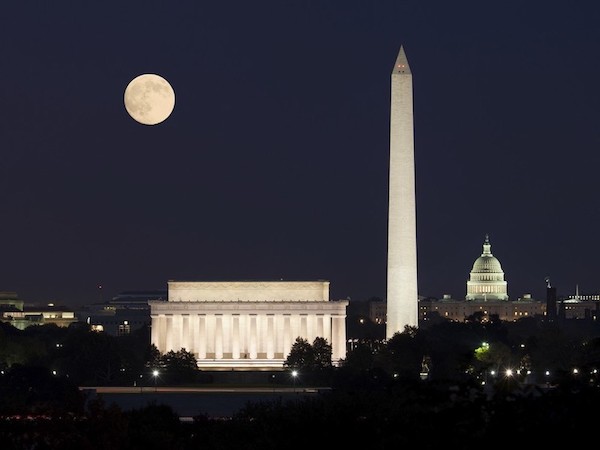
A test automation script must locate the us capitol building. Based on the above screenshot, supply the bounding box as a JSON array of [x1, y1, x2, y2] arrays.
[[419, 235, 545, 322], [371, 235, 548, 324], [465, 234, 509, 302], [414, 235, 599, 323]]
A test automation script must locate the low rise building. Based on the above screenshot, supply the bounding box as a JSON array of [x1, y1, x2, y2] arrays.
[[0, 292, 77, 330]]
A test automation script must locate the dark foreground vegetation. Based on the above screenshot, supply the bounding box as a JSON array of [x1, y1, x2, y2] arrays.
[[0, 315, 599, 448], [0, 379, 596, 449]]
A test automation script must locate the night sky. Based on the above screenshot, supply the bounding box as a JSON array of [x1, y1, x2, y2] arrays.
[[1, 2, 599, 307]]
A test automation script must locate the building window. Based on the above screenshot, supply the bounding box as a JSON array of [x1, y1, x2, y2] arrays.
[[118, 322, 131, 336]]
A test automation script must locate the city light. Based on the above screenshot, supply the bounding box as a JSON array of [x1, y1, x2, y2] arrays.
[[153, 370, 159, 391]]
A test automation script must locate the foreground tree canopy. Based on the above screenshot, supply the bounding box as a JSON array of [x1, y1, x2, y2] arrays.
[[0, 316, 600, 447]]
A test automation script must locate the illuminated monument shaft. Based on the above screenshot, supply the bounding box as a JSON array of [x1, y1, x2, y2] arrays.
[[386, 46, 418, 339]]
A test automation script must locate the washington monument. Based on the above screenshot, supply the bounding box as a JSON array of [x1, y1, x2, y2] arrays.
[[386, 46, 418, 339]]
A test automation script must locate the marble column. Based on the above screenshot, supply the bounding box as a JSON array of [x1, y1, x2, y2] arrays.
[[181, 314, 190, 352], [198, 315, 206, 359], [190, 314, 199, 357], [232, 315, 240, 359], [332, 315, 346, 361], [283, 315, 291, 357], [249, 315, 257, 359], [266, 314, 274, 359], [215, 315, 223, 359], [165, 315, 173, 352]]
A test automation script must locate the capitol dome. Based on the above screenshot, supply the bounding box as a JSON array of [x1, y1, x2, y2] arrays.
[[466, 235, 508, 301], [471, 247, 503, 274]]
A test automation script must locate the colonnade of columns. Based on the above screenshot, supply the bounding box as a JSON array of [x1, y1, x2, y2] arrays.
[[151, 311, 347, 366]]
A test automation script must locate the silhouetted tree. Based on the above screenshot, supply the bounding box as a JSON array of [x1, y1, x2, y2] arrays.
[[284, 337, 314, 370], [146, 344, 163, 370], [379, 328, 423, 381], [160, 348, 199, 384], [341, 344, 375, 372], [312, 337, 332, 370]]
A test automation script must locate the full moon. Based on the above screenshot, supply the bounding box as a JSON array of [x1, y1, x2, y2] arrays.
[[124, 73, 175, 125]]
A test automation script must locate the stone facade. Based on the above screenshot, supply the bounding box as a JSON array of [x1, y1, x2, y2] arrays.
[[150, 280, 348, 370], [386, 46, 419, 338]]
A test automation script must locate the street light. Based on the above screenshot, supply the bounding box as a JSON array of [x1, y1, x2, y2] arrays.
[[291, 370, 298, 393], [153, 369, 159, 392]]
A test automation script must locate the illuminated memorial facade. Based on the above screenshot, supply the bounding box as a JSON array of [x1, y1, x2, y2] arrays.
[[150, 280, 348, 370]]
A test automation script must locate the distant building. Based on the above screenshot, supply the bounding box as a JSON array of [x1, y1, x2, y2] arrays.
[[0, 292, 77, 330], [419, 293, 544, 323], [465, 235, 508, 301], [560, 299, 600, 320], [372, 236, 550, 326], [78, 290, 167, 335], [369, 299, 386, 325], [559, 286, 600, 320], [420, 236, 546, 323], [0, 291, 23, 312]]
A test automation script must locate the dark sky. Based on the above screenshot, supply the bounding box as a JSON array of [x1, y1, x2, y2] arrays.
[[1, 1, 599, 307]]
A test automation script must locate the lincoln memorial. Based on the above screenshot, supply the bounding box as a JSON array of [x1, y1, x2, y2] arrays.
[[149, 280, 349, 370]]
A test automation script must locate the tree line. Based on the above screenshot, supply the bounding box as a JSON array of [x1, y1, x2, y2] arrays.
[[1, 314, 600, 447]]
